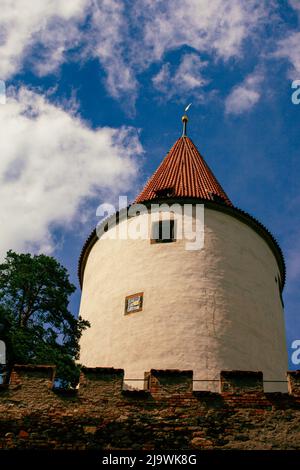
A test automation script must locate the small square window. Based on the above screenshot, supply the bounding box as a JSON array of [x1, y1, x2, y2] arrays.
[[154, 187, 174, 198], [125, 292, 143, 314], [151, 219, 176, 244]]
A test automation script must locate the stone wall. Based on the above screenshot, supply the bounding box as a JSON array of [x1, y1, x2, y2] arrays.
[[0, 365, 300, 450]]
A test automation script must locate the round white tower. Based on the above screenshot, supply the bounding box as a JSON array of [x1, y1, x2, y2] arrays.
[[78, 115, 287, 392]]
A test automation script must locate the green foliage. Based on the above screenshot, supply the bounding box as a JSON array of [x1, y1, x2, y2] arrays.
[[0, 250, 89, 386]]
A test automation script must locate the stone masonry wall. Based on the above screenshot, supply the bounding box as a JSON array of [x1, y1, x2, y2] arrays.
[[0, 366, 300, 450]]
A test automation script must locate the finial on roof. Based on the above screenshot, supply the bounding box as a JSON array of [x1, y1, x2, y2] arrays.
[[182, 103, 192, 137]]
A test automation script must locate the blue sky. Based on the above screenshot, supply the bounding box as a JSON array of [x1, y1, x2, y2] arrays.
[[0, 0, 299, 368]]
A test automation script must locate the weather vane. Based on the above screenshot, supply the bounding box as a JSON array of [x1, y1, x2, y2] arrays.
[[182, 103, 192, 137]]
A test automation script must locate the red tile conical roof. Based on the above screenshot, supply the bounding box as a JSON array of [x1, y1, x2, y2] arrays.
[[135, 136, 232, 206]]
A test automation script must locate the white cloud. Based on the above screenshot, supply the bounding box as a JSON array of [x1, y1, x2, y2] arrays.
[[138, 0, 270, 105], [0, 0, 138, 107], [225, 70, 264, 115], [89, 0, 138, 106], [275, 32, 300, 79], [0, 81, 6, 105], [0, 0, 88, 80], [1, 0, 298, 109], [140, 0, 268, 63], [153, 54, 208, 100], [0, 87, 142, 258], [273, 0, 300, 79], [0, 0, 272, 107], [289, 0, 300, 14]]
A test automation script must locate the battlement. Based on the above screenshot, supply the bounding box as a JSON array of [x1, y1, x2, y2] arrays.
[[0, 365, 295, 396], [0, 365, 296, 400], [0, 366, 300, 450], [9, 364, 55, 388], [220, 370, 264, 393]]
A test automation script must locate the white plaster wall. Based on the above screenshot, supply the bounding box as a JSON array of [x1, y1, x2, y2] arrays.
[[79, 207, 287, 391]]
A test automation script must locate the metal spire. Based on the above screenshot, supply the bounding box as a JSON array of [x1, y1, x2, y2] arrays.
[[182, 103, 192, 137]]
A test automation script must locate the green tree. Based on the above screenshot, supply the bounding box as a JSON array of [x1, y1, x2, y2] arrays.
[[0, 250, 89, 386]]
